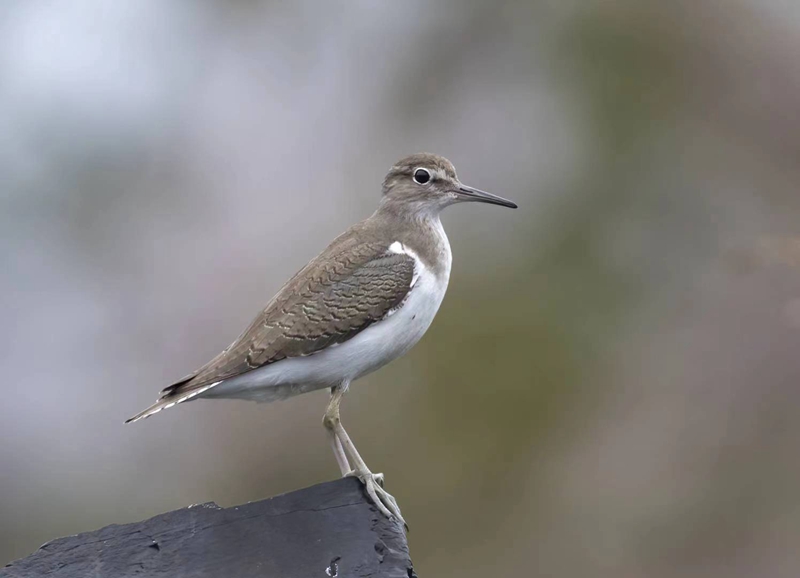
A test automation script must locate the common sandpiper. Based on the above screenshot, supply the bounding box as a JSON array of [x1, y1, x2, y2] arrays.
[[127, 153, 517, 526]]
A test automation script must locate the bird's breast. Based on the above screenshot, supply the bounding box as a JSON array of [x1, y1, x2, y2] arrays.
[[330, 246, 449, 373]]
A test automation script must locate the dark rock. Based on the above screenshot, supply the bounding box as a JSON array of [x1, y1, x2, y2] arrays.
[[2, 478, 415, 578]]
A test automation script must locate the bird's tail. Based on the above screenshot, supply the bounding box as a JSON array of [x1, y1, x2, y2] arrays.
[[125, 381, 220, 424]]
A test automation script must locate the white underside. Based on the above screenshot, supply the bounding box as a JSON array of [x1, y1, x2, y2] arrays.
[[203, 240, 451, 403]]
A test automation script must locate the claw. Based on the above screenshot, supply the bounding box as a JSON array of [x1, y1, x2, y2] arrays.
[[345, 470, 384, 488], [347, 469, 406, 528]]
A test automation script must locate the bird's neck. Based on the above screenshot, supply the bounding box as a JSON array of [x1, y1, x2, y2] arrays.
[[374, 196, 442, 221]]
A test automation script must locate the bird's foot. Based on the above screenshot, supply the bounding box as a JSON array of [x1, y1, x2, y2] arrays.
[[346, 469, 405, 528], [371, 472, 385, 487]]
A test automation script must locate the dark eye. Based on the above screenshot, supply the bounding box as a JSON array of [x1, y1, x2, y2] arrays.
[[413, 168, 431, 184]]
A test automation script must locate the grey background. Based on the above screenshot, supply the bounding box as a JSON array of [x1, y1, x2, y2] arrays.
[[3, 1, 800, 576]]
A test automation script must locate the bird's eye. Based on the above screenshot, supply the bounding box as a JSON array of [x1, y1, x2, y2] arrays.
[[413, 168, 431, 184]]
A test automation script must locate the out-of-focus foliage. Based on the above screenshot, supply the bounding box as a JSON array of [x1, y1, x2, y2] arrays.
[[2, 1, 800, 576]]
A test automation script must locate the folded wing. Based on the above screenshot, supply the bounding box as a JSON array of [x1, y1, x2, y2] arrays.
[[134, 241, 415, 418]]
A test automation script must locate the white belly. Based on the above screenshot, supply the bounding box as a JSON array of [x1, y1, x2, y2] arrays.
[[206, 263, 449, 403]]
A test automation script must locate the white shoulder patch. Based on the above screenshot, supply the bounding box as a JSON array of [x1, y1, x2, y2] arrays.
[[388, 241, 423, 268], [388, 241, 404, 254]]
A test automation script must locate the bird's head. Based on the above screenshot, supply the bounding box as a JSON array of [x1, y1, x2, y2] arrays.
[[380, 153, 517, 215]]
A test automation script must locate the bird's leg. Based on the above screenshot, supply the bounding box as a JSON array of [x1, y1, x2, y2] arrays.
[[324, 387, 351, 476], [322, 384, 405, 527], [336, 421, 404, 525]]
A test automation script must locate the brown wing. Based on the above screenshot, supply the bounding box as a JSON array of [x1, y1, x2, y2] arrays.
[[159, 242, 415, 399]]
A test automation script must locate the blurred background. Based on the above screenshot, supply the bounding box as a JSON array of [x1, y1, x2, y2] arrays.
[[2, 1, 800, 575]]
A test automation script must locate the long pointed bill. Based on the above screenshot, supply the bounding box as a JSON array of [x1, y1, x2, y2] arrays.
[[457, 184, 518, 209]]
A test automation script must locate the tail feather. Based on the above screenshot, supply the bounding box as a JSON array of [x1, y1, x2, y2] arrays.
[[125, 381, 221, 424]]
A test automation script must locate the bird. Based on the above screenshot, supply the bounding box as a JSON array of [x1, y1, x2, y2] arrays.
[[126, 153, 517, 525]]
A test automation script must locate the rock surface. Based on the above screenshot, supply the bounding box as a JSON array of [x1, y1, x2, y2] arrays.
[[2, 477, 415, 578]]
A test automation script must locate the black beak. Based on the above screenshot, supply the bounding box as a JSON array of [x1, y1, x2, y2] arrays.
[[457, 185, 517, 209]]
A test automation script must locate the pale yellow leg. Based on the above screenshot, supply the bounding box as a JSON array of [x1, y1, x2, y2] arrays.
[[322, 384, 405, 527]]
